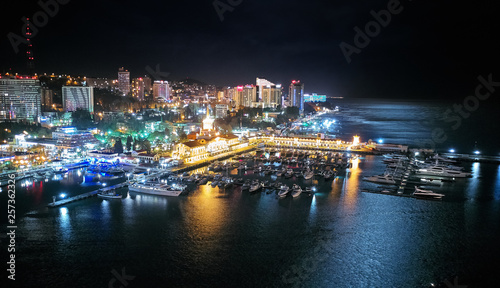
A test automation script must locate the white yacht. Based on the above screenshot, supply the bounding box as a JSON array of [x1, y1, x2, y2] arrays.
[[363, 174, 398, 185], [98, 191, 122, 199], [416, 166, 471, 178], [129, 182, 186, 196], [413, 186, 445, 199]]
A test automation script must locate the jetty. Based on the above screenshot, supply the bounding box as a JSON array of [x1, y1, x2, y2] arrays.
[[47, 182, 128, 208]]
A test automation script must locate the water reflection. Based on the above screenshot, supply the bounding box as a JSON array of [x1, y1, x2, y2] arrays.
[[341, 157, 361, 211], [58, 207, 71, 242], [495, 165, 500, 201], [466, 162, 480, 199]]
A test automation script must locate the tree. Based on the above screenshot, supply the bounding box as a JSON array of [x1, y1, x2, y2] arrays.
[[179, 131, 187, 142], [113, 137, 124, 154], [142, 140, 152, 153], [71, 108, 93, 129], [285, 106, 300, 119], [126, 136, 133, 151]]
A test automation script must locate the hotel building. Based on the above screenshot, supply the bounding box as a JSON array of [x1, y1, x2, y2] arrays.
[[289, 80, 305, 112], [153, 80, 170, 102], [118, 67, 130, 96], [62, 86, 94, 113], [0, 78, 41, 122]]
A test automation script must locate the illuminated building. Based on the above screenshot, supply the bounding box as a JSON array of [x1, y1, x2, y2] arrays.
[[224, 87, 235, 106], [215, 104, 228, 118], [0, 78, 41, 122], [172, 135, 243, 163], [118, 67, 130, 96], [62, 86, 94, 113], [289, 80, 305, 112], [143, 76, 152, 97], [131, 78, 145, 101], [234, 85, 255, 108], [52, 127, 99, 150], [255, 78, 282, 108], [153, 80, 170, 102], [41, 87, 53, 110], [86, 77, 113, 89], [304, 93, 326, 102], [200, 106, 216, 138]]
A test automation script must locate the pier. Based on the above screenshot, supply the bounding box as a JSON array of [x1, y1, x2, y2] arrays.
[[442, 153, 500, 164], [47, 182, 128, 208]]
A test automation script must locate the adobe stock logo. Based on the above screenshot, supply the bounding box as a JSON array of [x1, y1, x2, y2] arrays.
[[339, 0, 407, 63], [108, 267, 135, 288], [213, 0, 243, 22], [7, 0, 71, 54]]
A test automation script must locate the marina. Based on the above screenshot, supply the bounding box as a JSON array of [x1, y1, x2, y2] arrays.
[[4, 100, 499, 288]]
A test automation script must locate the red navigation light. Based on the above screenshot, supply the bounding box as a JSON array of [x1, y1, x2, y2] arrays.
[[292, 80, 296, 84]]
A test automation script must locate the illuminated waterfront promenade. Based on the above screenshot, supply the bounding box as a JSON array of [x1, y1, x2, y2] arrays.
[[257, 135, 402, 154]]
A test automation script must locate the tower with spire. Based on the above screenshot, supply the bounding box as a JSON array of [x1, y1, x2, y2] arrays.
[[26, 18, 35, 76]]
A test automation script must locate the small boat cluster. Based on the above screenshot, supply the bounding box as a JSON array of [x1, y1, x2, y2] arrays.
[[166, 168, 320, 198], [362, 153, 472, 200]]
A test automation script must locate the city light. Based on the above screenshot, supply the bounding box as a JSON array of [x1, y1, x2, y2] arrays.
[[378, 139, 383, 144]]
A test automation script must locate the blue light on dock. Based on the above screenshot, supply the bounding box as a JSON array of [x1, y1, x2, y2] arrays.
[[449, 149, 455, 153], [378, 139, 383, 144], [474, 150, 480, 155], [60, 193, 66, 198]]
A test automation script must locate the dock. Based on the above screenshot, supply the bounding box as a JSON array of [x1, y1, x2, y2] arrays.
[[47, 182, 128, 208], [442, 153, 500, 164]]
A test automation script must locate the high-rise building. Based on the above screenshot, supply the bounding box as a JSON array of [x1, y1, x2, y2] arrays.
[[62, 86, 94, 113], [41, 87, 53, 111], [234, 85, 256, 108], [215, 104, 228, 118], [224, 87, 235, 104], [143, 76, 152, 97], [0, 78, 41, 122], [289, 80, 305, 112], [153, 80, 170, 102], [131, 78, 145, 101], [255, 78, 282, 108], [118, 67, 130, 96]]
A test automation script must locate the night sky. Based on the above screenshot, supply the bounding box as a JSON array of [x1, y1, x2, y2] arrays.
[[1, 0, 499, 99]]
